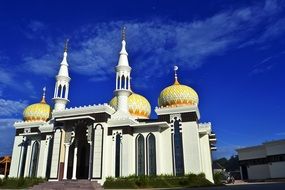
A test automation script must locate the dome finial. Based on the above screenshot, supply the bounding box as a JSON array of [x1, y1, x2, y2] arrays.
[[174, 65, 180, 85], [41, 87, 47, 103], [64, 39, 69, 52], [122, 26, 126, 41]]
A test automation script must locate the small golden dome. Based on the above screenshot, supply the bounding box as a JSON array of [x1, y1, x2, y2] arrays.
[[23, 89, 51, 122], [158, 67, 199, 108], [109, 93, 151, 119]]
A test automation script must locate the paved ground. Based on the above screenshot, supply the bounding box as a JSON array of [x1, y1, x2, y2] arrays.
[[2, 181, 285, 190], [180, 182, 285, 190]]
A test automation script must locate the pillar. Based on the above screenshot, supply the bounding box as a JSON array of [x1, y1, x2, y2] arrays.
[[72, 145, 78, 180], [88, 142, 92, 180], [63, 143, 70, 180]]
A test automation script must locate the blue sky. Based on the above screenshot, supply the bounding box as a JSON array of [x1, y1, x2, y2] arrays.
[[0, 0, 285, 159]]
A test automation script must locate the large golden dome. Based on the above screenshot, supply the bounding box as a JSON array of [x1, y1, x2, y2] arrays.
[[158, 78, 199, 108], [110, 93, 151, 119], [23, 94, 51, 122]]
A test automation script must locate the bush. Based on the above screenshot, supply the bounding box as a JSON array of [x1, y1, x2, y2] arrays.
[[213, 172, 224, 185], [103, 173, 214, 189], [104, 177, 137, 189], [0, 177, 46, 189]]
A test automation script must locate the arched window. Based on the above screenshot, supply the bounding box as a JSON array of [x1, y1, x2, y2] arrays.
[[136, 134, 145, 175], [172, 118, 184, 176], [126, 76, 129, 90], [121, 75, 125, 89], [115, 134, 121, 177], [62, 85, 66, 98], [29, 141, 40, 177], [147, 133, 156, 175], [20, 139, 28, 177], [57, 85, 62, 98]]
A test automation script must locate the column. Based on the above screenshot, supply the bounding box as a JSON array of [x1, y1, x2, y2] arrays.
[[93, 126, 103, 178], [88, 142, 92, 180], [116, 73, 118, 90], [124, 75, 127, 89], [40, 135, 51, 178], [119, 75, 122, 89], [128, 76, 131, 90], [50, 129, 62, 179], [17, 136, 26, 177], [63, 143, 70, 180], [72, 145, 78, 180]]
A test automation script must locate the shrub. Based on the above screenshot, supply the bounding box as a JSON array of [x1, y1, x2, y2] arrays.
[[213, 172, 224, 185], [103, 173, 214, 189], [0, 177, 46, 188]]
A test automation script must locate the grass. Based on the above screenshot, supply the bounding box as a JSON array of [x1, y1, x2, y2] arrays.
[[0, 177, 46, 189], [104, 173, 216, 189]]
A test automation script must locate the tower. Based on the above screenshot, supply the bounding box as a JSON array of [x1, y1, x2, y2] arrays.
[[114, 27, 132, 115], [53, 40, 71, 111]]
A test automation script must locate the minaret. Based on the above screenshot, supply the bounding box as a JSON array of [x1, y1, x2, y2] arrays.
[[53, 40, 71, 111], [114, 27, 132, 115]]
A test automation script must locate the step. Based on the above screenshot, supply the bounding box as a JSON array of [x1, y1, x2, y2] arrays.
[[30, 179, 103, 190]]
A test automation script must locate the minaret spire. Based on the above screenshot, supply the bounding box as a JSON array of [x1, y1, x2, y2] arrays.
[[112, 27, 132, 117], [64, 39, 69, 52], [122, 26, 126, 41], [119, 26, 128, 59], [53, 40, 71, 111]]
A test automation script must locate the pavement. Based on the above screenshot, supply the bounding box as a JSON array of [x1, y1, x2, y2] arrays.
[[2, 180, 285, 190], [104, 181, 285, 190]]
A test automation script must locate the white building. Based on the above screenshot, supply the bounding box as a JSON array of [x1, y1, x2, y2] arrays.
[[237, 139, 285, 180], [9, 29, 216, 184]]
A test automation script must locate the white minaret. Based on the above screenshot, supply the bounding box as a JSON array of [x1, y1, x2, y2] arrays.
[[53, 40, 71, 111], [114, 27, 132, 115]]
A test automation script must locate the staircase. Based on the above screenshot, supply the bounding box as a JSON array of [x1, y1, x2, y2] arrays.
[[31, 179, 103, 190]]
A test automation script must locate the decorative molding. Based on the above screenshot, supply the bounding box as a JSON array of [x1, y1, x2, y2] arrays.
[[52, 104, 115, 118], [155, 105, 200, 119]]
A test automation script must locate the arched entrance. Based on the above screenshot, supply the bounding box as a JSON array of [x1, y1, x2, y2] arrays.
[[67, 122, 90, 179]]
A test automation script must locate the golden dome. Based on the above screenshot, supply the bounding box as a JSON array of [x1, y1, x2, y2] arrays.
[[23, 92, 51, 122], [109, 93, 151, 119], [158, 78, 199, 108]]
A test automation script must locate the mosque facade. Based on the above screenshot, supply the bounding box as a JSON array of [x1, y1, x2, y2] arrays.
[[9, 29, 216, 184]]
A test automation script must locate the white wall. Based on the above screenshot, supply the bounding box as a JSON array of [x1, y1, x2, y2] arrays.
[[269, 162, 285, 178], [50, 129, 62, 179], [9, 136, 23, 177], [199, 134, 213, 183], [159, 126, 173, 175], [238, 146, 266, 161], [182, 121, 202, 174], [265, 142, 285, 155], [247, 165, 270, 179], [121, 134, 134, 177]]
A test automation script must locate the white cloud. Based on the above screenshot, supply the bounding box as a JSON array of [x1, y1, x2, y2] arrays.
[[21, 0, 285, 84], [0, 99, 28, 117], [0, 118, 20, 129]]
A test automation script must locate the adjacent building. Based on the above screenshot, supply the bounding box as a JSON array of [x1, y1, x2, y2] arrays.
[[237, 139, 285, 180], [9, 29, 216, 184]]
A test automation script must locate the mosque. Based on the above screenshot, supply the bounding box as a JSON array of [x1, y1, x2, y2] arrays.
[[9, 29, 217, 184]]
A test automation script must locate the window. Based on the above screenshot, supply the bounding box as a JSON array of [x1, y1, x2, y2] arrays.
[[172, 118, 184, 176], [136, 134, 145, 175], [115, 134, 121, 177], [29, 141, 40, 177], [20, 140, 28, 177], [147, 133, 156, 175], [57, 85, 62, 98], [62, 85, 66, 98], [121, 75, 125, 89]]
